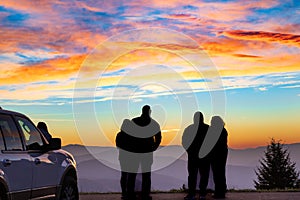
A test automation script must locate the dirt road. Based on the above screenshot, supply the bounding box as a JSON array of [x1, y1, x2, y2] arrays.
[[80, 192, 300, 200]]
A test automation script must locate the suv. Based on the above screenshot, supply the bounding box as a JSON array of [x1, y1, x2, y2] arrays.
[[0, 107, 78, 200]]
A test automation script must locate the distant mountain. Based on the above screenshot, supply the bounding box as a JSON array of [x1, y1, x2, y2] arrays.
[[63, 143, 300, 192], [228, 143, 300, 169]]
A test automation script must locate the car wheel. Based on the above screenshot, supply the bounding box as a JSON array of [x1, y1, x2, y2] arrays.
[[0, 191, 5, 200], [0, 186, 6, 200], [59, 176, 79, 200]]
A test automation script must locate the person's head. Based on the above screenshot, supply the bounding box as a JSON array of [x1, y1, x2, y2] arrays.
[[193, 111, 204, 124], [142, 105, 151, 117], [211, 116, 225, 127], [37, 122, 48, 132]]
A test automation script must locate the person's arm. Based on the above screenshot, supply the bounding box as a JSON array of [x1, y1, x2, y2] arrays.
[[41, 129, 52, 141], [182, 126, 195, 152], [181, 128, 189, 151], [116, 131, 125, 148], [153, 131, 161, 151]]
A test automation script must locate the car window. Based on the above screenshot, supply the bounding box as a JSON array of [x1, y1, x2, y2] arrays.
[[0, 131, 4, 150], [16, 116, 44, 150], [0, 114, 23, 151]]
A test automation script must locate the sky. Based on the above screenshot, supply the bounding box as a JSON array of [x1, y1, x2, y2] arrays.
[[0, 0, 299, 149]]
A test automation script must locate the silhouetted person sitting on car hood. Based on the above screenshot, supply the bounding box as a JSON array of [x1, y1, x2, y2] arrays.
[[37, 121, 52, 141]]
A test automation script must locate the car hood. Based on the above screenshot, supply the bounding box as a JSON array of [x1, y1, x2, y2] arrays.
[[54, 149, 76, 165]]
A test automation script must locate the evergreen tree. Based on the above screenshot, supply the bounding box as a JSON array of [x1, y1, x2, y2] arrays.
[[254, 139, 299, 190], [297, 179, 300, 188]]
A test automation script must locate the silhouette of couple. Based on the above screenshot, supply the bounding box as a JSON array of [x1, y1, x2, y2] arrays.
[[116, 106, 228, 200], [182, 112, 228, 200], [116, 105, 161, 200]]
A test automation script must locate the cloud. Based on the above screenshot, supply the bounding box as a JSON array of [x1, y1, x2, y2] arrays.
[[1, 0, 299, 106], [75, 1, 105, 13], [0, 54, 86, 85], [222, 30, 300, 47], [232, 54, 261, 58], [0, 1, 58, 14], [258, 87, 267, 91], [95, 71, 300, 102], [272, 23, 300, 34], [281, 85, 300, 89], [201, 38, 265, 56], [176, 0, 280, 23], [161, 129, 180, 133], [2, 69, 299, 105], [0, 25, 107, 54]]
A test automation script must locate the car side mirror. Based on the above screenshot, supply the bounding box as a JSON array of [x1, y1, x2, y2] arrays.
[[48, 138, 61, 150], [27, 142, 42, 151]]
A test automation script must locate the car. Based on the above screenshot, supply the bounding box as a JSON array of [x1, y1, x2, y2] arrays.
[[0, 107, 79, 200]]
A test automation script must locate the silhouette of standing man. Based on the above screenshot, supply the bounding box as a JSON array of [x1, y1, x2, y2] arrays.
[[116, 105, 161, 200], [182, 112, 209, 200], [209, 116, 228, 199]]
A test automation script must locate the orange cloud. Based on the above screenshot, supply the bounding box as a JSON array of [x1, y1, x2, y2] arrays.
[[202, 39, 246, 55], [222, 30, 300, 47], [232, 54, 261, 58], [213, 53, 300, 76], [0, 25, 107, 54], [80, 39, 300, 80], [0, 54, 85, 85], [0, 0, 59, 14], [200, 36, 275, 57]]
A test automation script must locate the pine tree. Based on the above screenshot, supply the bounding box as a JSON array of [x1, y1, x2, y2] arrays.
[[297, 179, 300, 188], [254, 139, 299, 190]]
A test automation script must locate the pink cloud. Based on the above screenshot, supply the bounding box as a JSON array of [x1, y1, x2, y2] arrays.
[[222, 30, 300, 47]]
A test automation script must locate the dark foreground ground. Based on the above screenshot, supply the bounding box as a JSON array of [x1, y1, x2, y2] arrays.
[[80, 192, 300, 200]]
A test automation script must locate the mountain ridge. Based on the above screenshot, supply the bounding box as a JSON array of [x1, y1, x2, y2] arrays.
[[62, 142, 300, 192]]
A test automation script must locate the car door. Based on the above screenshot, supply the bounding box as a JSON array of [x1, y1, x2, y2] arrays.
[[0, 113, 32, 200], [16, 116, 59, 198]]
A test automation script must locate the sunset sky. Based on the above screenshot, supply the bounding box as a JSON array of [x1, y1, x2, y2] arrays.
[[0, 0, 299, 149]]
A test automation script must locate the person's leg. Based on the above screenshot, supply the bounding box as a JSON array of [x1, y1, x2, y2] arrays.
[[124, 151, 139, 200], [127, 172, 137, 199], [119, 150, 128, 199], [142, 172, 151, 199], [218, 151, 228, 197], [141, 153, 153, 199], [186, 157, 198, 198], [120, 171, 128, 198], [211, 152, 228, 198], [199, 160, 210, 197]]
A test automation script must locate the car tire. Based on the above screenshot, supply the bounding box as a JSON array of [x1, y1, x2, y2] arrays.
[[59, 176, 79, 200], [0, 191, 5, 200], [0, 186, 6, 200]]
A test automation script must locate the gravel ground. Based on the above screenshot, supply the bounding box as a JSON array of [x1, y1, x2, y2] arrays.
[[80, 192, 300, 200]]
